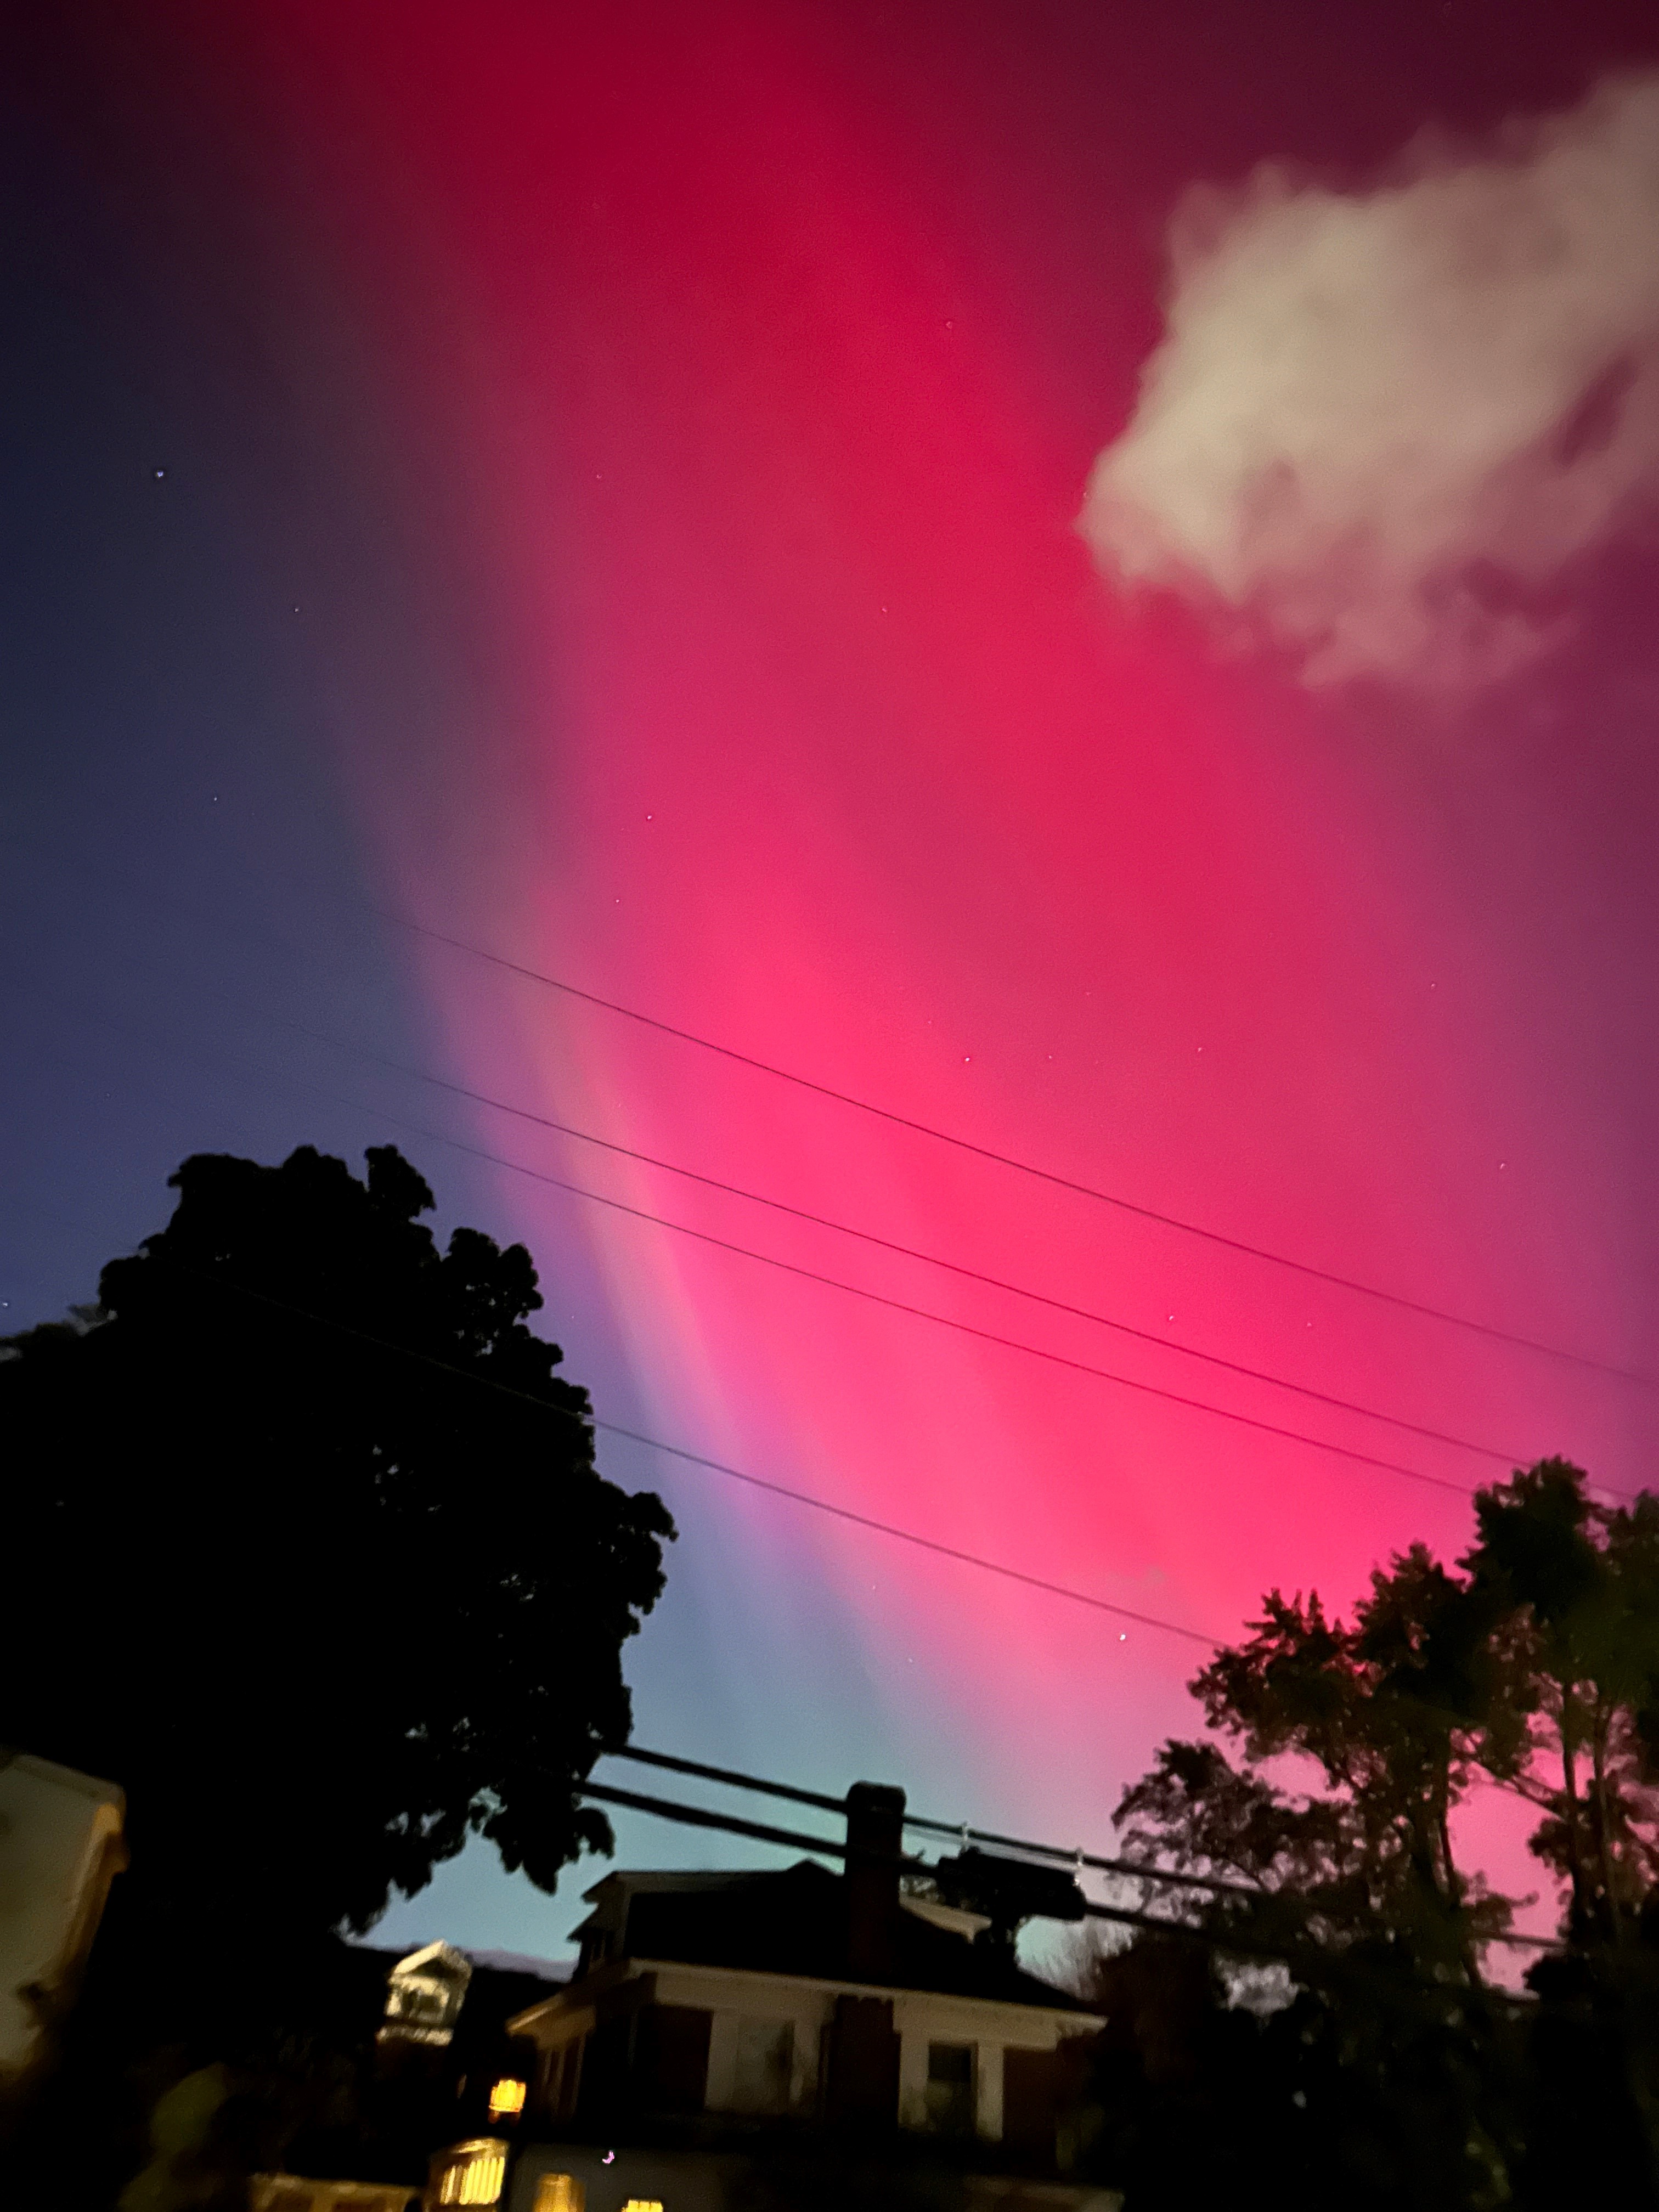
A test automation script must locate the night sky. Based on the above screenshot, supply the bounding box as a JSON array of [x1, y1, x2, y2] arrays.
[[8, 0, 1659, 1963]]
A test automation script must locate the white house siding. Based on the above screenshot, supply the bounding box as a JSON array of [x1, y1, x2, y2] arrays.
[[887, 1990, 1084, 2141], [649, 1965, 824, 2116], [634, 1962, 1091, 2142], [0, 1752, 126, 2085]]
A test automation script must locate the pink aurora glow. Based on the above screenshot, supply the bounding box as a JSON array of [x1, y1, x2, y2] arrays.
[[168, 0, 1659, 1882]]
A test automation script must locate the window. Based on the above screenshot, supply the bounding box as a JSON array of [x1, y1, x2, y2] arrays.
[[487, 2078, 526, 2120], [432, 2143, 506, 2207], [731, 2017, 794, 2114], [531, 2176, 583, 2212], [925, 2043, 975, 2136], [620, 2201, 663, 2211], [381, 1944, 472, 2047]]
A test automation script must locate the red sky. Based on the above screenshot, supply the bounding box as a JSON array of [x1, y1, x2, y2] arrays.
[[13, 0, 1659, 1956]]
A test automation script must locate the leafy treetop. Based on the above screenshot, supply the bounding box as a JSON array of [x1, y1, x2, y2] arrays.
[[2, 1144, 674, 1944]]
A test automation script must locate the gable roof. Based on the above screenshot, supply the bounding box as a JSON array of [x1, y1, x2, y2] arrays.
[[390, 1940, 472, 1984], [578, 1863, 1092, 2013]]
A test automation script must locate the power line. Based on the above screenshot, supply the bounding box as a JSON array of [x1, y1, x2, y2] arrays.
[[105, 1248, 1227, 1645], [602, 1742, 845, 1817], [358, 1120, 1489, 1498], [10, 1002, 1645, 1541], [261, 1013, 1530, 1470], [0, 969, 1500, 1496], [602, 1746, 1251, 1899], [1, 958, 1541, 1482], [574, 1770, 1560, 1955], [386, 908, 1652, 1388], [571, 1779, 1248, 1955], [601, 1745, 1560, 1941], [14, 1190, 1639, 1670], [0, 1213, 1587, 1962], [15, 1192, 1228, 1643], [586, 1419, 1222, 1642], [575, 1779, 861, 1864], [3, 828, 1644, 1388]]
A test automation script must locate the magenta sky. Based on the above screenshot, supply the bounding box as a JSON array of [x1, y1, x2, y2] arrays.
[[12, 0, 1659, 1957]]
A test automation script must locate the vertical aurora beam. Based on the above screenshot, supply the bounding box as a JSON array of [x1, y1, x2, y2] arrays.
[[157, 0, 1658, 1842]]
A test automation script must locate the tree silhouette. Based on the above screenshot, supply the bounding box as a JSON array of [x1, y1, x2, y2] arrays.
[[1087, 1459, 1659, 2208], [2, 1144, 674, 1949], [1115, 1547, 1515, 1980], [1465, 1459, 1659, 1944]]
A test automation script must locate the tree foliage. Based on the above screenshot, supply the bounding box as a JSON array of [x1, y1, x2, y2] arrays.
[[1082, 1458, 1659, 2209], [1, 1144, 675, 1945], [1468, 1460, 1659, 1942]]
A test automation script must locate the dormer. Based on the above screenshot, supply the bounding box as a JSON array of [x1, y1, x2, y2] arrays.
[[378, 1941, 473, 2046]]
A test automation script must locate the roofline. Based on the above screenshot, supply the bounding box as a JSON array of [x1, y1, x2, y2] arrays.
[[507, 1954, 1102, 2037], [580, 1864, 829, 1903], [390, 1941, 473, 1979]]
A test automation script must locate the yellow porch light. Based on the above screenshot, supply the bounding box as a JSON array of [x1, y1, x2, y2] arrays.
[[488, 2079, 527, 2121]]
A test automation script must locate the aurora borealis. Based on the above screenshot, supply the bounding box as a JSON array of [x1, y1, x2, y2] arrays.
[[8, 0, 1659, 1957]]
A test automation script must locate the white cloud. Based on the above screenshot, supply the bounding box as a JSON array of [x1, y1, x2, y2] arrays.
[[1080, 74, 1659, 689]]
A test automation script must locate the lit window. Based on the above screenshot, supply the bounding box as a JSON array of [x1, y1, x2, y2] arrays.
[[620, 2200, 664, 2212], [432, 2143, 506, 2207], [532, 2176, 584, 2212], [488, 2078, 527, 2120]]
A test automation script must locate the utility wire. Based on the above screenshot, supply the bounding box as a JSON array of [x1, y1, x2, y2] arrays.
[[257, 1011, 1530, 1470], [575, 1779, 867, 1864], [9, 995, 1654, 1531], [603, 1745, 1559, 1940], [16, 1195, 1227, 1642], [109, 1250, 1225, 1645], [574, 1772, 1559, 1955], [0, 970, 1497, 1496], [0, 1216, 1579, 1960], [3, 828, 1644, 1387], [357, 1120, 1488, 1498], [567, 1418, 1223, 1643], [572, 1779, 1262, 1956], [2, 961, 1541, 1480], [386, 907, 1651, 1388], [602, 1746, 1252, 1899], [602, 1743, 845, 1816]]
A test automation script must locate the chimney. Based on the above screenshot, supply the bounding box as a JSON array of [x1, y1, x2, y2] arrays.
[[844, 1781, 905, 1981]]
